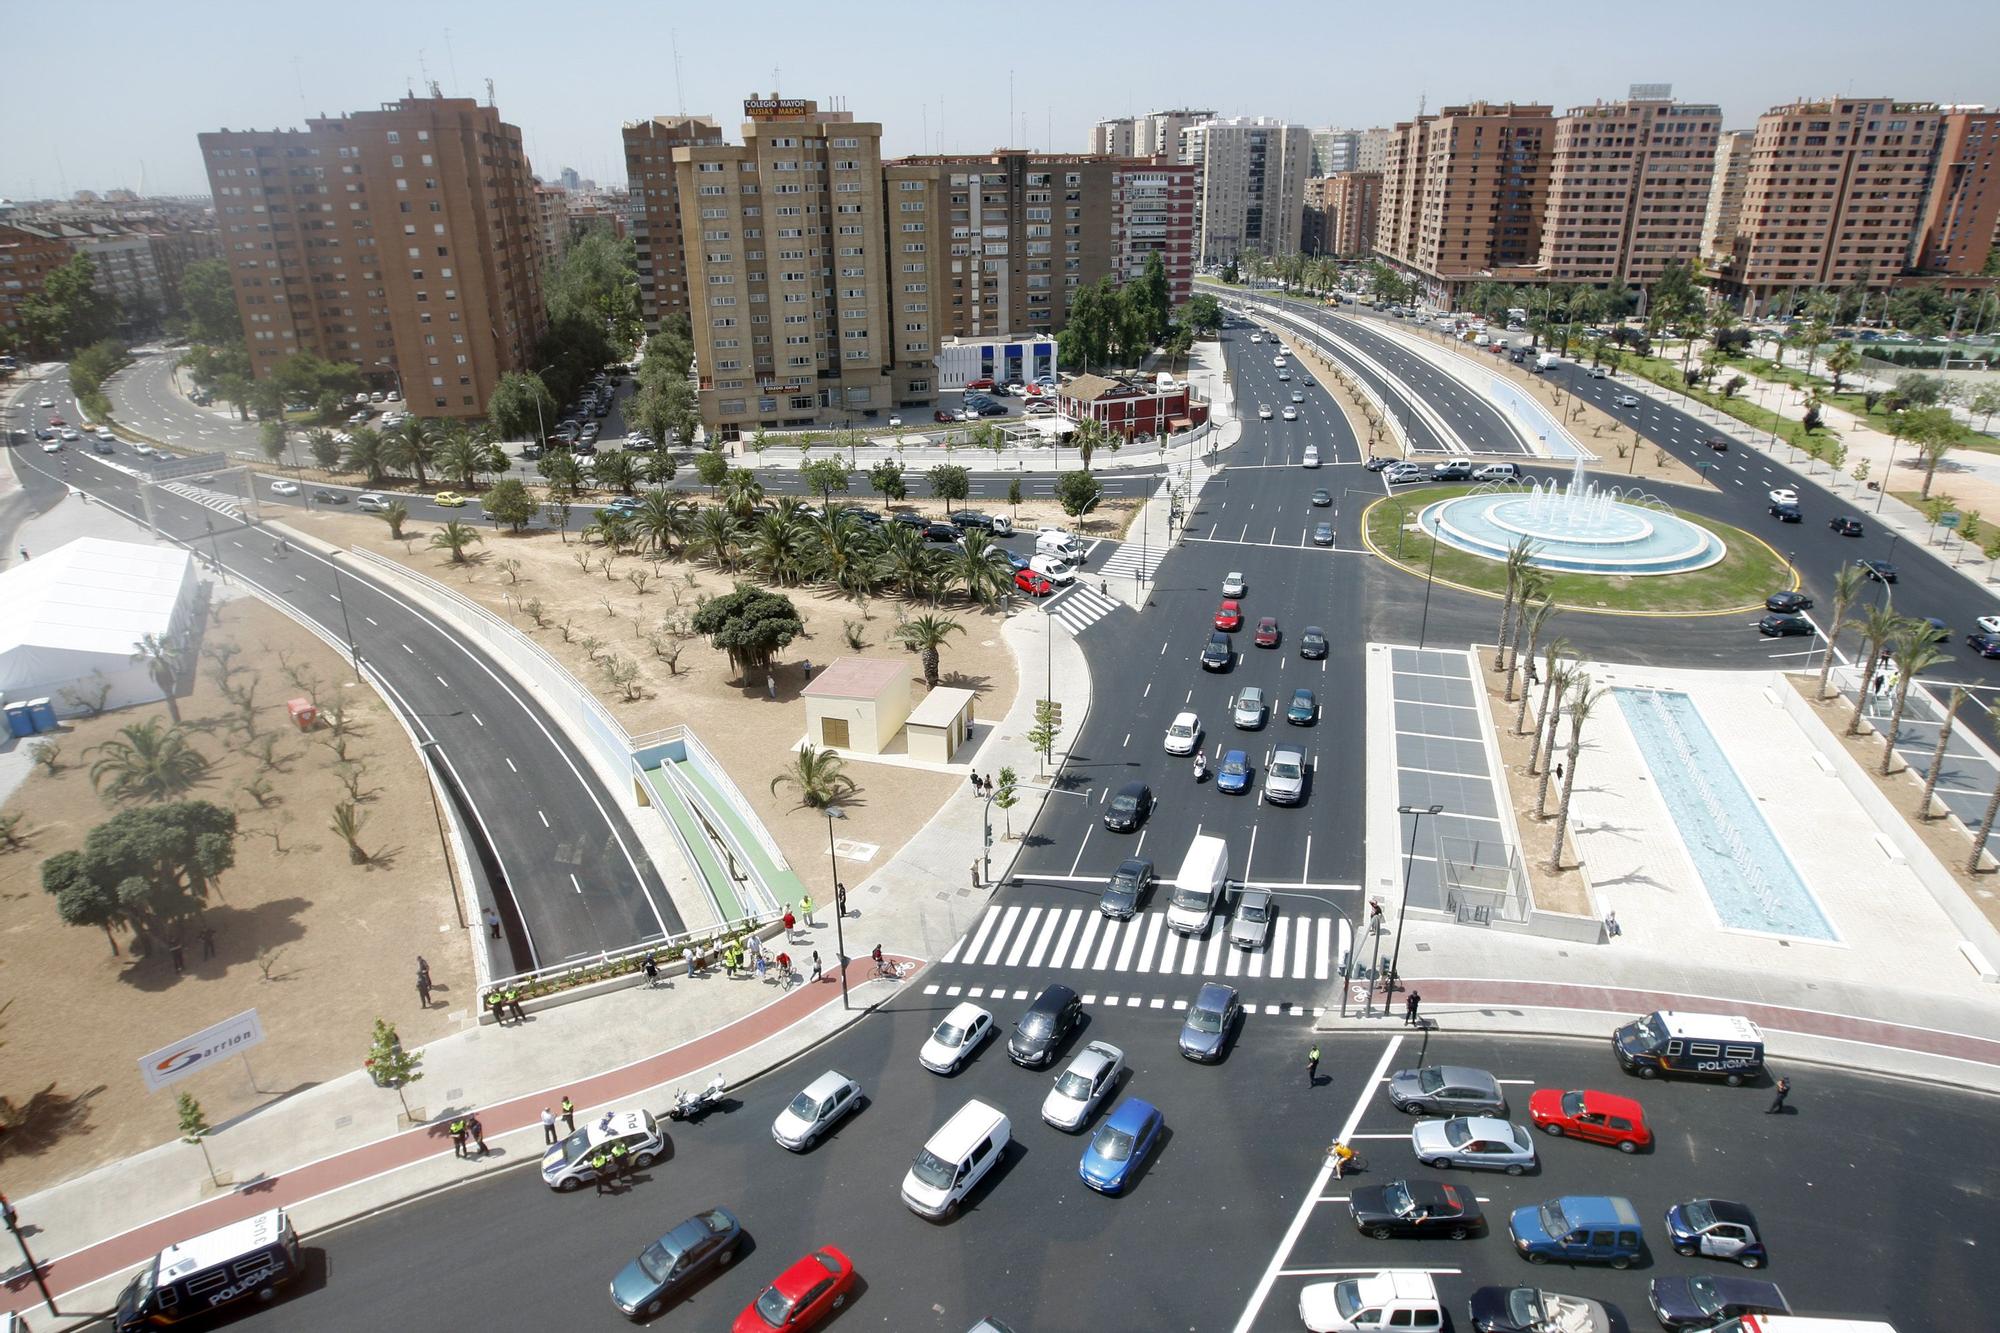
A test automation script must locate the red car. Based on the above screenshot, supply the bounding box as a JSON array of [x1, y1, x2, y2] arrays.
[[966, 378, 995, 391], [1016, 568, 1054, 596], [934, 409, 956, 424], [733, 1246, 855, 1333], [1214, 600, 1244, 631], [1528, 1088, 1652, 1153], [1253, 617, 1280, 647]]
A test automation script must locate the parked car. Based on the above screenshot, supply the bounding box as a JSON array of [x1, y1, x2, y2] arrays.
[[1216, 749, 1251, 794], [732, 1247, 855, 1333], [1098, 858, 1153, 919], [1078, 1098, 1161, 1195], [1664, 1198, 1768, 1268], [919, 1003, 993, 1075], [1007, 984, 1083, 1068], [1764, 591, 1812, 613], [1466, 1286, 1612, 1333], [1177, 982, 1240, 1062], [1264, 744, 1307, 805], [608, 1208, 743, 1320], [1232, 687, 1266, 728], [1042, 1041, 1124, 1131], [1646, 1275, 1791, 1330], [542, 1108, 667, 1191], [1300, 626, 1328, 659], [770, 1071, 864, 1152], [1387, 1065, 1505, 1116], [1103, 781, 1153, 833], [1410, 1116, 1535, 1174], [1300, 1271, 1442, 1333], [1349, 1179, 1484, 1240], [1527, 1089, 1651, 1153]]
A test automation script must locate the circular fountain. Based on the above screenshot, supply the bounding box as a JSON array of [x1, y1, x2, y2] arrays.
[[1417, 459, 1724, 575]]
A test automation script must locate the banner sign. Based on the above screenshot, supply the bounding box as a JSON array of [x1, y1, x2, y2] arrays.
[[744, 98, 808, 120], [139, 1009, 265, 1093]]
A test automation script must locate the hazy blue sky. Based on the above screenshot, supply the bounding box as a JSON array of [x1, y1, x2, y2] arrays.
[[5, 0, 1996, 200]]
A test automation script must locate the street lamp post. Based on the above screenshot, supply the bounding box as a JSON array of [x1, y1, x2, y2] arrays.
[[1, 1191, 57, 1315], [330, 563, 362, 671], [824, 806, 850, 1009], [1415, 523, 1443, 650], [1388, 803, 1445, 1009]]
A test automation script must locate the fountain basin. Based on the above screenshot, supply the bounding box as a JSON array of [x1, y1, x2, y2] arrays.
[[1417, 475, 1725, 575]]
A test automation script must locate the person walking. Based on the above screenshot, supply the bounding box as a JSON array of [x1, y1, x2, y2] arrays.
[[754, 951, 767, 984], [765, 673, 776, 700], [811, 949, 823, 982], [483, 906, 501, 939], [686, 946, 699, 980], [1404, 992, 1423, 1027], [1306, 1044, 1321, 1087], [467, 1113, 488, 1157], [1766, 1076, 1792, 1115], [783, 909, 797, 940], [416, 957, 433, 1008], [1553, 761, 1564, 786], [642, 952, 659, 988], [485, 990, 507, 1025], [199, 927, 217, 960], [169, 937, 186, 975], [450, 1118, 469, 1159], [561, 1096, 576, 1134], [800, 893, 815, 928], [542, 1108, 558, 1145]]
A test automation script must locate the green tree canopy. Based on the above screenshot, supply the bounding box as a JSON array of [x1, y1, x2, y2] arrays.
[[1057, 469, 1102, 518], [18, 252, 120, 356], [179, 258, 243, 345], [488, 370, 557, 442], [690, 584, 804, 678], [481, 477, 539, 530], [869, 458, 907, 508], [1184, 292, 1222, 335], [801, 457, 852, 505], [41, 800, 237, 953], [926, 463, 970, 513], [544, 228, 641, 353]]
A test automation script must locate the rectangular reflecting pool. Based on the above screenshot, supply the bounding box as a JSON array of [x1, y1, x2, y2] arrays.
[[1614, 687, 1837, 941]]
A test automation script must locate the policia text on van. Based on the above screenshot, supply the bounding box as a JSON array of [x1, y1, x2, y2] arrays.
[[1614, 1010, 1765, 1085], [116, 1208, 302, 1329]]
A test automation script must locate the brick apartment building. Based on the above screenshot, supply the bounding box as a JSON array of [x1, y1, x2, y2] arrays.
[[198, 94, 545, 417], [1323, 172, 1382, 259], [1376, 103, 1555, 304], [0, 222, 73, 345], [1539, 96, 1720, 286], [1914, 107, 2000, 276], [624, 115, 727, 332]]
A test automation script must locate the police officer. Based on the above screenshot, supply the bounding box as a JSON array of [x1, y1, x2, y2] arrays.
[[450, 1118, 469, 1158], [486, 990, 508, 1025], [591, 1150, 612, 1194], [610, 1138, 630, 1182], [505, 987, 526, 1023], [560, 1096, 576, 1133]]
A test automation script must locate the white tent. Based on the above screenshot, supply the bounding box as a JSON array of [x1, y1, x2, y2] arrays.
[[0, 537, 199, 716]]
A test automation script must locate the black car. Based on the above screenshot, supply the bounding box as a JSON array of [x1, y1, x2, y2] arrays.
[[1100, 858, 1154, 919], [1647, 1275, 1791, 1330], [978, 402, 1009, 416], [1856, 558, 1898, 583], [1349, 1179, 1484, 1240], [1468, 1286, 1611, 1333], [837, 505, 882, 525], [607, 1207, 743, 1320], [1103, 781, 1153, 832], [1299, 626, 1328, 660], [1828, 516, 1864, 536], [951, 510, 995, 530], [1764, 590, 1812, 613], [311, 488, 349, 505], [1967, 633, 2000, 658], [1201, 631, 1233, 670], [1310, 488, 1332, 506], [1006, 984, 1083, 1067], [923, 522, 960, 544], [1706, 437, 1730, 451], [1364, 456, 1393, 472], [1768, 502, 1802, 522], [1757, 614, 1814, 638], [891, 511, 929, 530]]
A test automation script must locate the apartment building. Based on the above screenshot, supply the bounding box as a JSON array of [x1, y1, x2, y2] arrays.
[[198, 94, 545, 417], [1184, 116, 1311, 264], [531, 182, 569, 276], [1089, 118, 1137, 157], [1325, 172, 1382, 259], [1727, 98, 1944, 311], [1539, 95, 1720, 286], [624, 115, 727, 331], [1375, 115, 1431, 270], [65, 224, 163, 313], [1914, 107, 2000, 275], [1302, 177, 1333, 256], [1311, 130, 1356, 178], [672, 96, 898, 440], [144, 217, 223, 317], [1091, 110, 1211, 164], [1355, 127, 1392, 174], [1376, 103, 1554, 302], [0, 222, 73, 343], [1112, 160, 1197, 304], [1700, 129, 1754, 262]]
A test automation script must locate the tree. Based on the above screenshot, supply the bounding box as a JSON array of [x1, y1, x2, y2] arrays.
[[329, 800, 370, 864], [640, 449, 679, 487], [1919, 687, 1969, 819], [1184, 292, 1223, 335], [694, 447, 730, 492], [1070, 416, 1123, 472], [1904, 406, 1961, 499], [802, 457, 853, 507], [635, 490, 690, 556], [1815, 564, 1869, 700], [487, 370, 557, 443], [481, 477, 539, 531], [343, 427, 388, 484], [544, 228, 642, 353], [178, 1093, 221, 1185], [1968, 703, 2000, 873], [306, 427, 341, 470], [897, 614, 965, 688], [179, 258, 243, 345], [380, 499, 410, 542], [690, 584, 803, 678], [428, 521, 483, 563], [719, 467, 765, 517], [18, 252, 120, 355], [926, 463, 970, 513], [259, 418, 290, 465], [132, 632, 185, 724], [88, 718, 211, 803], [1056, 469, 1102, 519], [1847, 606, 1909, 736], [1881, 627, 1948, 776], [40, 800, 237, 954], [1511, 594, 1557, 724], [1007, 477, 1023, 520], [1492, 537, 1537, 672], [951, 531, 1013, 605], [869, 459, 907, 509], [386, 417, 438, 486], [1057, 276, 1121, 372], [1970, 384, 2000, 433], [1026, 698, 1060, 768], [769, 744, 858, 810], [993, 765, 1021, 837], [1824, 341, 1861, 393], [1546, 675, 1606, 871], [365, 1018, 424, 1117], [592, 448, 637, 495]]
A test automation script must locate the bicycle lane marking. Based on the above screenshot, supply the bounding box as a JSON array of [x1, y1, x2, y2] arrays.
[[3, 953, 921, 1310], [1230, 1034, 1403, 1333]]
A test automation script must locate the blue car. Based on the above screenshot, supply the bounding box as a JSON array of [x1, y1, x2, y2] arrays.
[[1078, 1097, 1162, 1195], [1006, 550, 1032, 571], [1216, 749, 1251, 794]]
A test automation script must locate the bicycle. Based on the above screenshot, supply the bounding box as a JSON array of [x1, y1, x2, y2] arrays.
[[1325, 1143, 1365, 1177], [872, 957, 913, 981]]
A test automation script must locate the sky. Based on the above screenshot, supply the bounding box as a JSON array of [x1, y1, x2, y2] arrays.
[[5, 0, 1998, 201]]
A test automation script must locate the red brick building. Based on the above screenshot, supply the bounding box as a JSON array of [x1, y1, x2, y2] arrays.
[[1059, 373, 1208, 440], [0, 223, 73, 347]]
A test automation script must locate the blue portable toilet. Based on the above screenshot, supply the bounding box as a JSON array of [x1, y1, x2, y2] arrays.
[[4, 702, 32, 738], [27, 698, 57, 733]]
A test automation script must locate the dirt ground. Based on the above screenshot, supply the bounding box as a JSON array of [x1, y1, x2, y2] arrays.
[[281, 507, 1019, 902], [1785, 675, 2000, 933], [1476, 647, 1596, 917], [0, 597, 467, 1193]]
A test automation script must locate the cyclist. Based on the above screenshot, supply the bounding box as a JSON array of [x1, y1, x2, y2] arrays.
[[1329, 1140, 1357, 1179], [871, 943, 884, 973]]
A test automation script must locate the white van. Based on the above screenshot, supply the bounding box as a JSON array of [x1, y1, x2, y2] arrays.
[[1028, 554, 1076, 585], [902, 1099, 1010, 1219], [114, 1209, 303, 1330], [1534, 351, 1561, 372], [1035, 529, 1081, 562], [1166, 834, 1229, 936], [1302, 446, 1321, 469]]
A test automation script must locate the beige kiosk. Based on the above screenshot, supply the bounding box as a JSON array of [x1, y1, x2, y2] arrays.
[[802, 658, 910, 754], [906, 687, 976, 764]]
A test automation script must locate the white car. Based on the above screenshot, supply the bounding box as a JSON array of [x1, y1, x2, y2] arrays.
[[59, 427, 80, 441], [37, 398, 54, 408], [1768, 488, 1798, 506], [386, 389, 402, 401], [1251, 332, 1264, 344], [1273, 356, 1287, 368], [271, 480, 301, 497], [1978, 615, 2000, 636], [1613, 392, 1641, 408], [1222, 571, 1247, 597], [1164, 711, 1202, 756], [1300, 1271, 1442, 1333], [1041, 1041, 1124, 1132], [39, 438, 61, 453], [1258, 404, 1273, 420], [770, 1069, 863, 1151], [888, 416, 903, 428], [918, 1002, 992, 1074], [131, 443, 154, 458], [1282, 406, 1298, 421]]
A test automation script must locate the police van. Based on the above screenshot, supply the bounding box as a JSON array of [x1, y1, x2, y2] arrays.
[[114, 1208, 302, 1330], [1613, 1010, 1765, 1085]]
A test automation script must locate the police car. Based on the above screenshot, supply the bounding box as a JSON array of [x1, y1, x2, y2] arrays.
[[541, 1108, 666, 1191]]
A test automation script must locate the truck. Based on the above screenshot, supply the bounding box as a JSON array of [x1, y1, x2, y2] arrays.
[[1166, 834, 1229, 936]]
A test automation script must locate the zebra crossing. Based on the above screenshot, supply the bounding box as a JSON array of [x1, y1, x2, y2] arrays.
[[934, 902, 1353, 994], [158, 481, 243, 522], [1044, 582, 1121, 635], [1096, 540, 1168, 585], [922, 981, 1323, 1019]]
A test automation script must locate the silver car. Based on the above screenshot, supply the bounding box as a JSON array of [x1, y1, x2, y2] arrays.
[[1411, 1116, 1536, 1175], [770, 1069, 863, 1151], [1232, 687, 1267, 729], [1386, 1065, 1506, 1116], [1228, 888, 1273, 950], [1222, 571, 1247, 597], [1041, 1040, 1124, 1132], [1265, 744, 1306, 805]]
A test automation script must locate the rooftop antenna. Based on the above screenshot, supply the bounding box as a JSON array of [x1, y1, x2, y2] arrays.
[[418, 48, 431, 92], [672, 30, 687, 118], [1009, 69, 1015, 148], [291, 56, 308, 120], [486, 77, 495, 108], [445, 27, 461, 96]]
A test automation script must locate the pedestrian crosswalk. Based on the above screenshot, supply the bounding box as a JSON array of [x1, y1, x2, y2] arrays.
[[935, 902, 1353, 987], [1097, 540, 1168, 584], [1045, 582, 1121, 635], [159, 481, 244, 522], [921, 981, 1323, 1018]]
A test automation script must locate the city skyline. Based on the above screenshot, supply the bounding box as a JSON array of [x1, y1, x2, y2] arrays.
[[4, 0, 1996, 201]]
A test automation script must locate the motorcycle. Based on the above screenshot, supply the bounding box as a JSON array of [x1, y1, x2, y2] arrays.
[[668, 1072, 726, 1121], [1192, 753, 1207, 783]]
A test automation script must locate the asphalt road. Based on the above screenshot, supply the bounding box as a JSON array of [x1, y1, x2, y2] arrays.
[[6, 382, 685, 969], [218, 1011, 1983, 1331]]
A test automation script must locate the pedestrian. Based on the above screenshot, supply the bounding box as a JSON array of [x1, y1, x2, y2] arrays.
[[783, 909, 797, 939], [687, 946, 698, 979], [467, 1113, 488, 1156], [802, 659, 812, 683], [1766, 1076, 1792, 1115], [505, 987, 526, 1023], [483, 906, 501, 939], [450, 1118, 469, 1158], [968, 772, 982, 795], [1872, 672, 1885, 696], [592, 1150, 612, 1194], [812, 949, 823, 981], [1306, 1043, 1321, 1087], [1526, 659, 1539, 687], [561, 1096, 576, 1133], [970, 861, 981, 890], [416, 965, 432, 1009], [485, 990, 506, 1024], [800, 893, 815, 927], [15, 547, 26, 562], [199, 927, 217, 960], [610, 1139, 630, 1180], [542, 1107, 558, 1145], [754, 951, 767, 983], [1405, 991, 1423, 1026], [1604, 910, 1622, 938], [1554, 761, 1564, 786], [642, 952, 659, 988], [169, 938, 186, 975], [766, 673, 776, 700]]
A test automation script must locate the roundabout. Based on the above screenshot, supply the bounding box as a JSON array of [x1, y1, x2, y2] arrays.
[[1419, 462, 1725, 576]]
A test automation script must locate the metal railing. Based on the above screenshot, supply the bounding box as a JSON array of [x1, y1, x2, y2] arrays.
[[484, 910, 781, 994]]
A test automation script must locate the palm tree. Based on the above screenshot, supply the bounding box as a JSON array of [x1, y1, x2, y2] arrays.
[[896, 614, 965, 688], [874, 522, 929, 597], [1814, 564, 1869, 700], [1846, 605, 1909, 736], [951, 530, 1013, 605], [428, 520, 483, 564], [1546, 674, 1606, 871], [1526, 636, 1572, 754], [770, 744, 857, 810], [1919, 687, 1969, 818], [380, 499, 410, 542], [131, 632, 183, 724], [1493, 538, 1537, 671], [593, 448, 638, 496], [747, 510, 811, 584], [329, 800, 369, 865], [343, 426, 388, 485], [719, 468, 764, 518], [1880, 628, 1948, 775], [1534, 661, 1574, 814], [1504, 573, 1551, 686], [1825, 341, 1861, 393], [691, 507, 742, 570], [435, 426, 486, 489], [1968, 702, 2000, 874], [88, 718, 211, 802], [635, 490, 688, 556], [811, 513, 879, 604], [583, 511, 633, 554], [1512, 597, 1558, 729], [386, 417, 438, 485]]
